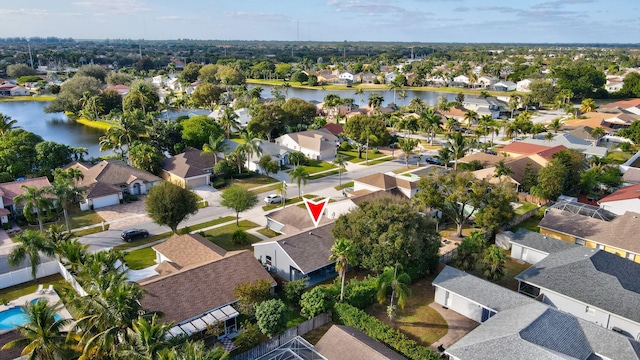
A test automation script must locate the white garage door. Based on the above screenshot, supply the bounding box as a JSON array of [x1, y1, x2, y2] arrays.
[[187, 176, 208, 188], [91, 194, 120, 209]]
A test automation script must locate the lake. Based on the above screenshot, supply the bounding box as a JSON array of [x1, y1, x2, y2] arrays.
[[0, 101, 107, 159], [248, 84, 459, 107]]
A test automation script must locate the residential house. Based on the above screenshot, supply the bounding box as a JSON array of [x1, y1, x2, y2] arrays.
[[315, 325, 407, 360], [322, 123, 344, 136], [520, 133, 608, 158], [461, 97, 503, 119], [539, 206, 640, 262], [352, 172, 419, 199], [0, 177, 52, 224], [337, 71, 355, 85], [458, 152, 505, 168], [446, 301, 640, 360], [104, 84, 130, 96], [66, 160, 162, 210], [453, 74, 470, 87], [516, 78, 533, 92], [505, 228, 576, 264], [603, 113, 640, 128], [264, 205, 334, 235], [384, 72, 398, 84], [316, 70, 338, 84], [477, 75, 498, 88], [140, 233, 275, 338], [516, 246, 640, 339], [623, 167, 640, 185], [0, 83, 30, 96], [472, 156, 542, 191], [564, 126, 598, 145], [599, 98, 640, 114], [433, 266, 534, 323], [497, 143, 566, 166], [223, 139, 290, 173], [161, 148, 216, 188], [252, 223, 338, 286], [598, 184, 640, 215], [606, 79, 624, 92], [436, 105, 467, 122], [207, 107, 252, 131], [275, 128, 338, 161], [491, 80, 516, 92], [357, 71, 377, 84]]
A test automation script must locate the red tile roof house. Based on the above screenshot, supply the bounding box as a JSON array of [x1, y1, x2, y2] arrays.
[[66, 160, 162, 210], [141, 233, 275, 338], [0, 177, 51, 224], [598, 184, 640, 215]]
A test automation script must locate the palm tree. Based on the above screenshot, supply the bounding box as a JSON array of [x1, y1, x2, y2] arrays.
[[249, 86, 263, 100], [494, 160, 513, 178], [367, 93, 384, 111], [218, 107, 240, 139], [590, 126, 605, 144], [421, 108, 442, 145], [436, 146, 453, 167], [354, 88, 364, 104], [238, 131, 262, 170], [202, 134, 228, 166], [289, 151, 307, 167], [333, 155, 347, 188], [398, 138, 418, 168], [376, 264, 411, 322], [447, 132, 471, 170], [508, 94, 520, 119], [544, 132, 555, 143], [453, 231, 485, 271], [7, 230, 56, 281], [289, 166, 309, 199], [44, 224, 72, 262], [581, 98, 597, 113], [121, 315, 175, 359], [464, 110, 478, 128], [1, 299, 73, 359], [0, 113, 20, 135], [409, 97, 425, 112], [481, 245, 508, 281], [329, 238, 356, 302], [15, 185, 54, 232], [548, 117, 563, 133], [50, 170, 85, 233]]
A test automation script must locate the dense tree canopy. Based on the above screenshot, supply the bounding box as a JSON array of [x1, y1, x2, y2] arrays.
[[146, 181, 199, 232], [332, 195, 441, 275], [343, 115, 391, 158], [180, 115, 222, 149], [45, 75, 102, 113], [553, 63, 605, 99]]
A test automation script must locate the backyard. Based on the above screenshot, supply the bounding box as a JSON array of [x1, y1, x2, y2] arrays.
[[0, 274, 72, 302], [202, 220, 262, 251]]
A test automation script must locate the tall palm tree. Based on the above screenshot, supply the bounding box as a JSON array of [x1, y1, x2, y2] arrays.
[[409, 97, 425, 112], [238, 131, 262, 170], [1, 299, 73, 359], [50, 170, 85, 233], [44, 224, 72, 262], [329, 238, 357, 302], [548, 117, 563, 133], [332, 155, 347, 188], [376, 264, 411, 322], [590, 126, 605, 144], [482, 245, 508, 281], [120, 315, 175, 359], [218, 107, 240, 139], [0, 113, 20, 135], [7, 230, 56, 281], [249, 86, 263, 100], [367, 93, 384, 111], [398, 138, 418, 168], [15, 185, 54, 232], [436, 146, 453, 167], [421, 108, 442, 145], [580, 98, 597, 113], [354, 88, 365, 104], [289, 166, 309, 199], [202, 134, 228, 166], [447, 132, 471, 170], [494, 160, 513, 178], [464, 109, 478, 128]]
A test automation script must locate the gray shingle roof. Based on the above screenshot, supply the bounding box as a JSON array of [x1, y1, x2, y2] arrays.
[[432, 266, 534, 312], [516, 247, 640, 323], [315, 325, 406, 360], [520, 133, 608, 157], [447, 302, 640, 360], [509, 228, 577, 254]]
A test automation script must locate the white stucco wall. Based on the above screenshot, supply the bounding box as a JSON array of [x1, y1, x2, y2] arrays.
[[434, 287, 484, 323], [599, 199, 640, 216], [510, 244, 548, 264], [253, 242, 301, 281]]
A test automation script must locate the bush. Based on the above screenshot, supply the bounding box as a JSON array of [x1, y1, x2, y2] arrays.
[[300, 286, 335, 319], [342, 276, 378, 309], [255, 299, 288, 337], [234, 279, 273, 317], [284, 278, 308, 306], [231, 229, 249, 245], [214, 160, 235, 179], [333, 303, 440, 360], [339, 142, 352, 151], [124, 194, 138, 203], [211, 177, 226, 189], [233, 321, 262, 351]]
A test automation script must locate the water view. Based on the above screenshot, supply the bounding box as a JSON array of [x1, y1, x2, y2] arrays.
[[0, 101, 107, 159]]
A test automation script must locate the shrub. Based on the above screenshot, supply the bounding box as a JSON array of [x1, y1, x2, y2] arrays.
[[284, 278, 308, 306], [234, 279, 273, 317], [300, 286, 334, 319], [342, 276, 378, 309], [339, 142, 352, 151], [255, 299, 288, 337], [333, 303, 440, 360], [233, 321, 262, 351], [214, 160, 235, 179], [231, 229, 249, 245]]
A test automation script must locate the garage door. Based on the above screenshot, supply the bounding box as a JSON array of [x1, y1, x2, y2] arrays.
[[91, 194, 120, 209], [187, 176, 208, 188]]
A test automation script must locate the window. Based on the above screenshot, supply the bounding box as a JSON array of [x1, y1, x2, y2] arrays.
[[586, 306, 595, 315], [265, 256, 272, 266]]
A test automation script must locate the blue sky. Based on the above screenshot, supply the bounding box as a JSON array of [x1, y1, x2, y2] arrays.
[[1, 0, 638, 43]]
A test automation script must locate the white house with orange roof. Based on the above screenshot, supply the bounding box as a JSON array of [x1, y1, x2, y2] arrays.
[[0, 177, 52, 224], [598, 184, 640, 215]]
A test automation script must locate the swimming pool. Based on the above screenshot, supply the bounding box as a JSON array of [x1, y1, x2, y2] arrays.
[[0, 304, 63, 330]]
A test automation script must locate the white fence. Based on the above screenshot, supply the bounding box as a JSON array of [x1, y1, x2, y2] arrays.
[[58, 262, 87, 296], [0, 261, 60, 290]]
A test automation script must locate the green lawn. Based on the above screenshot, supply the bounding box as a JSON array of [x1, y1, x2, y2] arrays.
[[0, 275, 71, 302], [262, 196, 311, 211], [226, 175, 278, 190], [72, 224, 109, 237], [257, 228, 280, 238], [124, 247, 157, 270], [179, 216, 236, 233], [308, 169, 341, 180], [366, 274, 448, 346], [334, 181, 354, 190], [469, 257, 532, 291], [202, 220, 261, 251], [362, 156, 393, 166], [250, 183, 282, 195], [290, 160, 336, 175], [339, 150, 387, 163], [514, 202, 538, 216], [68, 209, 105, 229], [0, 95, 55, 102], [514, 217, 541, 233]]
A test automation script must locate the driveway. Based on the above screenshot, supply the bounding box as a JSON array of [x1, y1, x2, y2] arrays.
[[95, 198, 149, 224], [429, 302, 479, 350], [191, 185, 219, 203]]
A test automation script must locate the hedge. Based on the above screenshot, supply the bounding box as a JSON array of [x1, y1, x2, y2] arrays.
[[333, 303, 440, 360]]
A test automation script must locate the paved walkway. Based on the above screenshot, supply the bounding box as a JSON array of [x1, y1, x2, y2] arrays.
[[428, 302, 480, 350]]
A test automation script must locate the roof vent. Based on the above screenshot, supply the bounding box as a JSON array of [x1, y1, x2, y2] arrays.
[[309, 232, 313, 235]]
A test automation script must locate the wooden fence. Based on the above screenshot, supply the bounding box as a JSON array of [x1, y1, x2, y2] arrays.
[[232, 312, 331, 360]]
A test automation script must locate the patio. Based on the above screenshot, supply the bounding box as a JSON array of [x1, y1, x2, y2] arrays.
[[0, 288, 73, 333]]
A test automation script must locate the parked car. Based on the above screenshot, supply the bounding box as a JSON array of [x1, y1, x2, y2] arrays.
[[264, 194, 283, 204], [121, 229, 149, 242], [425, 157, 441, 165]]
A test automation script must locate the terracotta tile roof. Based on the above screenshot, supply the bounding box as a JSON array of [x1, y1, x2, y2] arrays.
[[322, 123, 344, 135], [153, 234, 226, 268], [0, 177, 51, 206], [600, 99, 640, 109], [498, 142, 553, 156], [563, 112, 615, 128], [139, 250, 274, 324], [315, 325, 406, 360], [254, 223, 336, 274], [535, 145, 567, 160], [539, 208, 640, 254], [458, 152, 504, 167], [162, 148, 215, 179], [598, 184, 640, 203]]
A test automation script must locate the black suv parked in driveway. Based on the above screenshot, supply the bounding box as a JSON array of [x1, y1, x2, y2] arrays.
[[121, 229, 149, 242]]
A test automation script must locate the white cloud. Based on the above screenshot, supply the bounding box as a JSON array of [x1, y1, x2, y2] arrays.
[[72, 0, 151, 16]]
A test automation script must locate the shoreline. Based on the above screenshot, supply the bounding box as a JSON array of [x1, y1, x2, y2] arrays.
[[246, 79, 516, 97], [0, 95, 56, 103], [74, 117, 112, 131]]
